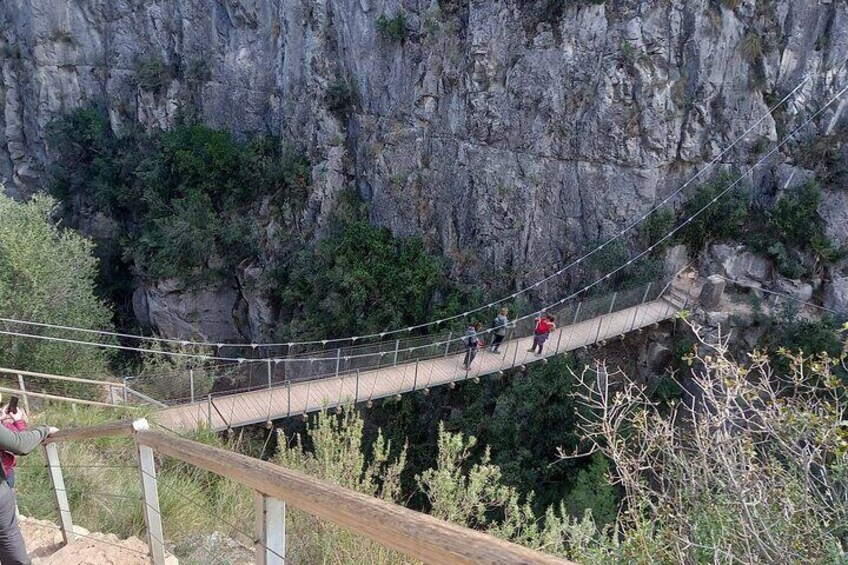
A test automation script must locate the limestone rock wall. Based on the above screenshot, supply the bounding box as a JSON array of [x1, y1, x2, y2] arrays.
[[2, 0, 847, 340]]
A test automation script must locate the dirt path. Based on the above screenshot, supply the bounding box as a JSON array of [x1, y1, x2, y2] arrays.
[[20, 516, 177, 564]]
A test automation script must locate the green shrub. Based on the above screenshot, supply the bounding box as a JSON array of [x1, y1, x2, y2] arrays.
[[768, 181, 842, 266], [185, 58, 212, 82], [270, 219, 470, 341], [0, 190, 114, 382], [740, 31, 763, 64], [376, 12, 407, 42], [0, 44, 21, 60], [766, 242, 806, 279], [46, 107, 311, 282], [564, 453, 618, 527], [796, 124, 848, 189], [640, 208, 675, 251], [326, 79, 354, 118], [679, 172, 750, 251], [134, 56, 173, 94]]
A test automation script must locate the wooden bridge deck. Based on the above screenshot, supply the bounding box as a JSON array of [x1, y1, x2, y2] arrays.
[[157, 296, 684, 432]]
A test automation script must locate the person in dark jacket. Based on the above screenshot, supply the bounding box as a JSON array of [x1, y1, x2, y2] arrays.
[[462, 322, 482, 370], [489, 308, 509, 353], [0, 419, 57, 565]]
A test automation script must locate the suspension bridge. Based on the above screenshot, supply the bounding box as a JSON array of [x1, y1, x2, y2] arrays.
[[151, 273, 698, 431]]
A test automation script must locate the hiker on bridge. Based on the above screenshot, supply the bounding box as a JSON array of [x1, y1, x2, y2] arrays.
[[0, 418, 58, 564], [462, 322, 483, 370], [489, 308, 509, 353], [528, 314, 556, 356]]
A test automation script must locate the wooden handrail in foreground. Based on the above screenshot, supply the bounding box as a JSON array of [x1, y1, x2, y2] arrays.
[[46, 419, 138, 443], [136, 429, 572, 565], [40, 419, 574, 564]]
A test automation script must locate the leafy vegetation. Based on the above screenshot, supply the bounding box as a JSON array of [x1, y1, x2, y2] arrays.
[[47, 107, 310, 282], [767, 181, 841, 264], [133, 56, 173, 94], [325, 79, 354, 119], [570, 327, 848, 563], [639, 208, 674, 251], [270, 217, 472, 341], [452, 357, 589, 511], [796, 124, 848, 189], [376, 12, 407, 42], [584, 239, 661, 294], [678, 172, 750, 251], [0, 190, 113, 381]]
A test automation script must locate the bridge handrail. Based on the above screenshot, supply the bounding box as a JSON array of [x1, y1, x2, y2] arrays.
[[129, 279, 676, 406], [42, 418, 572, 565]]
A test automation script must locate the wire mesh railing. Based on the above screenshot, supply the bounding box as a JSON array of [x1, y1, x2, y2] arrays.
[[128, 278, 681, 408]]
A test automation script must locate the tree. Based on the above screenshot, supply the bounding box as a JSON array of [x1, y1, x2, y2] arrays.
[[454, 356, 589, 511], [0, 190, 113, 379], [273, 220, 471, 341]]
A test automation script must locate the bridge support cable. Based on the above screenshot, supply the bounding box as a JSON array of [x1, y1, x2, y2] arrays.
[[0, 77, 815, 355]]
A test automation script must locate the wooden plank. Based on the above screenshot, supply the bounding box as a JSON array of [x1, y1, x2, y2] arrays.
[[47, 419, 138, 443], [137, 430, 571, 565]]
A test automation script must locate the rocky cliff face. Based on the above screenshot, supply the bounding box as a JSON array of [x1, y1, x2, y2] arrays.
[[2, 0, 847, 340]]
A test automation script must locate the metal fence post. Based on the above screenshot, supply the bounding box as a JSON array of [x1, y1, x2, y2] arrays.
[[44, 442, 75, 544], [207, 394, 212, 427], [287, 381, 292, 419], [335, 348, 342, 378], [608, 292, 618, 315], [132, 419, 166, 565], [393, 340, 400, 366], [355, 370, 360, 403], [189, 369, 195, 403], [413, 359, 419, 391], [267, 359, 273, 390], [642, 282, 653, 305], [572, 302, 582, 325], [255, 492, 286, 565], [444, 332, 452, 357]]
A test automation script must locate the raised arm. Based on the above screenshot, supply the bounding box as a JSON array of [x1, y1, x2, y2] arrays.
[[0, 423, 51, 455]]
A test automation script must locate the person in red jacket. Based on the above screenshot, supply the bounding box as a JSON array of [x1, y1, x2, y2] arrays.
[[0, 398, 26, 489], [528, 314, 556, 355]]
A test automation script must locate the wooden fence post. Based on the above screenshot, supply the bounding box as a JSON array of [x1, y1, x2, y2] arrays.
[[44, 442, 75, 544], [132, 419, 166, 565]]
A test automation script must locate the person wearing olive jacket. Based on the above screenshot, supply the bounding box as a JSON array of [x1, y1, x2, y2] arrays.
[[0, 421, 57, 565]]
